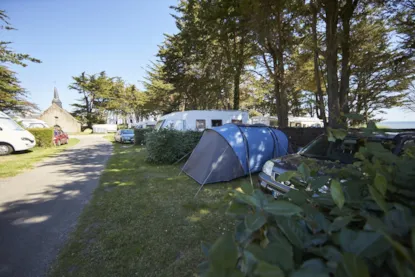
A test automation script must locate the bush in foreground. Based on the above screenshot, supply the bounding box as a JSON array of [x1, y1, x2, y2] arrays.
[[134, 128, 153, 146], [29, 128, 54, 148], [199, 130, 415, 277], [145, 129, 202, 164]]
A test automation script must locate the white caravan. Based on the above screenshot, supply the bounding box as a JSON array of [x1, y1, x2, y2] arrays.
[[92, 124, 118, 133], [0, 111, 36, 155], [250, 116, 323, 128], [155, 110, 249, 131], [134, 121, 157, 129]]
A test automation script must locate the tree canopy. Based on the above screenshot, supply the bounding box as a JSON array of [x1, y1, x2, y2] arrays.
[[0, 10, 41, 114], [140, 0, 414, 127]]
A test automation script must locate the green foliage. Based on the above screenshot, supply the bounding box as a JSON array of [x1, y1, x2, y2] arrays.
[[145, 129, 202, 164], [29, 128, 54, 148], [0, 10, 40, 114], [200, 139, 415, 276], [134, 128, 153, 146]]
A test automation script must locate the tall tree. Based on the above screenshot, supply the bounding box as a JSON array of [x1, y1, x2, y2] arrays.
[[0, 10, 40, 114]]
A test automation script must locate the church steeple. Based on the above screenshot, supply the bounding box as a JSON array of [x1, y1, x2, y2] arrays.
[[52, 87, 62, 108]]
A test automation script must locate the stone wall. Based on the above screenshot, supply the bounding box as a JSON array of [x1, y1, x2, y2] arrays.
[[39, 104, 81, 133]]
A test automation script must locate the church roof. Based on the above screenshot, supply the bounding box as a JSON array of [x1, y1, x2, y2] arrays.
[[52, 87, 62, 108]]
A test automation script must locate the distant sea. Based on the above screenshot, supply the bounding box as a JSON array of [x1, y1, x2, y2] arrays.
[[378, 121, 415, 129]]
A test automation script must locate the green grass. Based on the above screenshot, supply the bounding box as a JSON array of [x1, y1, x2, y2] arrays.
[[0, 138, 80, 178], [49, 142, 251, 277]]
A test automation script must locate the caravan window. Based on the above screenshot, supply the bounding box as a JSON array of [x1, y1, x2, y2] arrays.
[[212, 120, 222, 127], [232, 119, 242, 124], [196, 120, 206, 130]]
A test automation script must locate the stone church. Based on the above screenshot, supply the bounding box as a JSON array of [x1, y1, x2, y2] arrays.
[[39, 87, 81, 133]]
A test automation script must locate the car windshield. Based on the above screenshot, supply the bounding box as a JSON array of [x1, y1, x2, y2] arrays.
[[121, 130, 133, 134], [299, 135, 368, 164], [0, 117, 24, 131]]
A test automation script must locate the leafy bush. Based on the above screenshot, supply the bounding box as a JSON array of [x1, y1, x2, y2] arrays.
[[199, 130, 415, 277], [29, 128, 54, 148], [134, 128, 153, 146], [145, 129, 202, 164]]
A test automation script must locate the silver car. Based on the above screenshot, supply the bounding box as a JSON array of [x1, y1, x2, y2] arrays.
[[115, 129, 135, 143]]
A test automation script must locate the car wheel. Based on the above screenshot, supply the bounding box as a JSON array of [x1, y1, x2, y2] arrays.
[[0, 143, 13, 156]]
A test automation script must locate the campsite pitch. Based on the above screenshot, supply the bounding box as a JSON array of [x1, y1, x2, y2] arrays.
[[49, 140, 251, 277]]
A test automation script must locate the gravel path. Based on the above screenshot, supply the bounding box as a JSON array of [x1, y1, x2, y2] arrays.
[[0, 135, 112, 277]]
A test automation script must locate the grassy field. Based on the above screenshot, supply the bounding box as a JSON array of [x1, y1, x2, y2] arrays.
[[49, 140, 250, 277], [0, 138, 80, 178]]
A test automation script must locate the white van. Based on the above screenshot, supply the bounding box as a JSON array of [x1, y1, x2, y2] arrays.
[[19, 118, 49, 129], [0, 111, 36, 155], [155, 110, 249, 131]]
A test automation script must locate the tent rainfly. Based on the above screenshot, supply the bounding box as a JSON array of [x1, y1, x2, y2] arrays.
[[182, 123, 289, 185]]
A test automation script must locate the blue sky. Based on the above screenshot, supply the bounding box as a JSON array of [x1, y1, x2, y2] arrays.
[[2, 0, 415, 121], [3, 0, 178, 112]]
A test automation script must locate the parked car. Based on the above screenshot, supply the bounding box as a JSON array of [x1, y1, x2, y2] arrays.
[[54, 129, 69, 146], [0, 111, 36, 155], [115, 129, 134, 143], [258, 132, 415, 198]]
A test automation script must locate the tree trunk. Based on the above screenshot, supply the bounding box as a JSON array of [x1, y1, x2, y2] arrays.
[[311, 1, 327, 127], [339, 0, 358, 123], [276, 9, 289, 128], [233, 69, 241, 110], [324, 0, 342, 128]]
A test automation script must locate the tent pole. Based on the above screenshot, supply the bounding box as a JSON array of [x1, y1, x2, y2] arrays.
[[194, 145, 229, 198]]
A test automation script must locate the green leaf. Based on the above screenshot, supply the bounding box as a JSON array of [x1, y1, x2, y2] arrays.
[[374, 173, 387, 196], [265, 229, 294, 271], [284, 190, 308, 205], [336, 252, 370, 277], [298, 163, 311, 181], [310, 176, 330, 190], [330, 128, 347, 141], [308, 245, 342, 262], [382, 232, 415, 266], [234, 191, 260, 208], [263, 200, 303, 216], [245, 213, 266, 232], [368, 185, 388, 212], [226, 201, 251, 216], [254, 261, 284, 277], [277, 217, 307, 249], [235, 221, 251, 243], [329, 216, 354, 233], [344, 113, 365, 121], [330, 179, 345, 209], [241, 182, 254, 195], [197, 261, 210, 277], [208, 233, 238, 269], [276, 171, 297, 182], [339, 228, 391, 258]]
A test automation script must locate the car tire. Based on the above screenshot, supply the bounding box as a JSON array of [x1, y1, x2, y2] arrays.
[[0, 143, 13, 156]]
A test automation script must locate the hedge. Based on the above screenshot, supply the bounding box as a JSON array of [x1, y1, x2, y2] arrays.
[[145, 129, 202, 164], [134, 128, 154, 146], [29, 128, 54, 148]]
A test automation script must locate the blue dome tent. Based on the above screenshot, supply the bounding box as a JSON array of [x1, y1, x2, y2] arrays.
[[182, 124, 289, 184]]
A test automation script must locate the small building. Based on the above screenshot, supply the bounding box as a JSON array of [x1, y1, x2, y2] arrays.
[[39, 87, 81, 133]]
